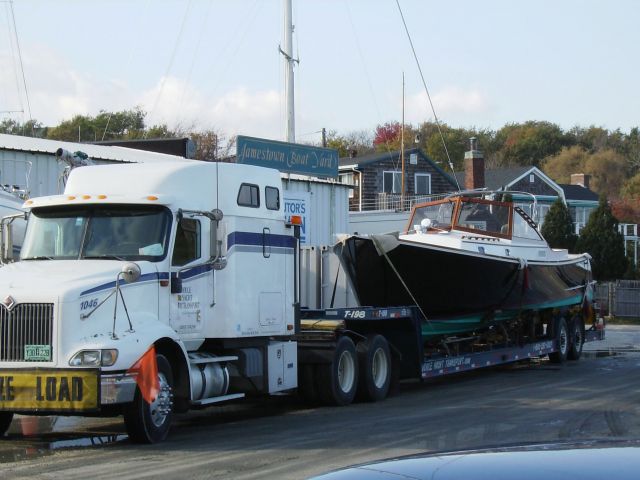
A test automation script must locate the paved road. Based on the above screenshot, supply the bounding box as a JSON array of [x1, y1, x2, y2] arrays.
[[1, 326, 639, 479]]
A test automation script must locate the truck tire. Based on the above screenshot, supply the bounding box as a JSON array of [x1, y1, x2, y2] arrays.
[[0, 412, 13, 437], [357, 335, 391, 402], [317, 336, 358, 406], [298, 363, 319, 404], [123, 353, 174, 444], [567, 317, 585, 361], [548, 317, 569, 364]]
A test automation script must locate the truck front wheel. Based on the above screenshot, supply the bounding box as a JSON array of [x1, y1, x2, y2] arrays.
[[0, 412, 13, 437], [317, 336, 358, 406], [123, 353, 174, 443]]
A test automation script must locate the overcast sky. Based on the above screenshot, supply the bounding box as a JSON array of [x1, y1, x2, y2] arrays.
[[1, 0, 638, 144]]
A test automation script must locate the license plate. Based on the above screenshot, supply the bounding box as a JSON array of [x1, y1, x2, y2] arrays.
[[24, 345, 51, 361], [0, 369, 99, 412]]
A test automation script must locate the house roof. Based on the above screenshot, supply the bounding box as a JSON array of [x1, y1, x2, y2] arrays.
[[454, 166, 531, 190], [559, 184, 599, 201], [456, 164, 599, 202], [339, 148, 458, 188]]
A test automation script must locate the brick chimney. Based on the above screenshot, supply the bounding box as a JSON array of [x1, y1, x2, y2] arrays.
[[464, 137, 484, 190], [570, 173, 590, 190]]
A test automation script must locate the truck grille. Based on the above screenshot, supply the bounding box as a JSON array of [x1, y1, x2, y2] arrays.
[[0, 303, 54, 362]]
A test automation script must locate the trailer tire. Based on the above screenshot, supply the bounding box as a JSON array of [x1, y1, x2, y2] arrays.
[[549, 317, 569, 364], [298, 363, 319, 404], [317, 336, 358, 406], [357, 335, 391, 402], [567, 317, 585, 361], [0, 412, 13, 437], [123, 353, 174, 444]]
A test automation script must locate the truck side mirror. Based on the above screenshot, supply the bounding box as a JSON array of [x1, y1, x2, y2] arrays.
[[171, 276, 183, 294], [0, 222, 13, 264]]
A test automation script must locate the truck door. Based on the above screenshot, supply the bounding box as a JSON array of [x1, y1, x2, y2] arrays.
[[169, 216, 210, 337]]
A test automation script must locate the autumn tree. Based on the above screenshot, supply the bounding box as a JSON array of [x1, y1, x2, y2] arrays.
[[327, 129, 374, 158], [373, 122, 402, 150], [575, 196, 627, 280], [494, 121, 569, 167], [540, 199, 577, 252]]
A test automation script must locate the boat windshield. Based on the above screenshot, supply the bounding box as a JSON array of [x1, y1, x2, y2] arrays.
[[454, 199, 511, 237], [21, 205, 172, 261], [409, 200, 455, 231]]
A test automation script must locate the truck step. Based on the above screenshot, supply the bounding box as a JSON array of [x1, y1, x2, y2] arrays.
[[191, 393, 245, 406], [188, 354, 238, 365]]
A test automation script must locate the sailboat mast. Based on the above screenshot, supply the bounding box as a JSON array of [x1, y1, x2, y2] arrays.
[[401, 72, 405, 207], [284, 0, 295, 142]]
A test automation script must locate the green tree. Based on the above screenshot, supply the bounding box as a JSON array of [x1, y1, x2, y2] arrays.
[[575, 196, 627, 280], [540, 199, 577, 252], [494, 121, 570, 167]]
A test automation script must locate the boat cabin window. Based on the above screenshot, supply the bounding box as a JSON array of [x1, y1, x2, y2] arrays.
[[265, 186, 280, 210], [172, 218, 201, 266], [410, 201, 455, 231], [455, 200, 510, 237], [512, 207, 544, 241], [237, 183, 260, 208]]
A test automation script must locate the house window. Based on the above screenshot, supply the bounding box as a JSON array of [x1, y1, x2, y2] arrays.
[[237, 183, 260, 208], [529, 174, 535, 183], [415, 173, 431, 195], [383, 171, 401, 194], [409, 153, 418, 165], [265, 186, 280, 210]]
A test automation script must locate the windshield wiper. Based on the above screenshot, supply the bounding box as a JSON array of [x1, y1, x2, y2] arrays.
[[22, 256, 54, 260], [83, 255, 126, 261]]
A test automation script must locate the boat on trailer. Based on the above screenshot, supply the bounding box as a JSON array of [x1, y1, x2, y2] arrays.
[[336, 192, 592, 339]]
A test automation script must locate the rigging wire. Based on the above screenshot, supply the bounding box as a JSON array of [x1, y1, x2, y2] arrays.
[[175, 0, 214, 128], [394, 0, 461, 191], [343, 1, 402, 172], [3, 2, 23, 118], [8, 0, 33, 133], [101, 0, 152, 141], [144, 0, 194, 138]]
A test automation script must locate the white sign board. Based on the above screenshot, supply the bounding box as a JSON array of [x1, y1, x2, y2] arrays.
[[283, 192, 310, 245]]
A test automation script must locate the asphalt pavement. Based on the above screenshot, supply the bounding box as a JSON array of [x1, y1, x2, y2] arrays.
[[1, 325, 639, 479]]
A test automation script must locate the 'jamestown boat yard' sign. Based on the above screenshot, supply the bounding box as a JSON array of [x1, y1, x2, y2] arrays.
[[236, 135, 338, 179]]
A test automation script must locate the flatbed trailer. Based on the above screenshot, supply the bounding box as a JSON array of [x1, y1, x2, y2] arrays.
[[297, 305, 604, 403]]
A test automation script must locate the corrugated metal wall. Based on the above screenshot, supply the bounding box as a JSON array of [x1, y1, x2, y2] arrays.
[[283, 178, 350, 246], [0, 150, 112, 197]]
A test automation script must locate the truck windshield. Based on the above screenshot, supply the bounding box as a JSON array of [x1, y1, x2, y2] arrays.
[[21, 205, 172, 261]]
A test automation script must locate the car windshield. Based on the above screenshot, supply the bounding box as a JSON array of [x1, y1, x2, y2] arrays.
[[20, 205, 172, 261]]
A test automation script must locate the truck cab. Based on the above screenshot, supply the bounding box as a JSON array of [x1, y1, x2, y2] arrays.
[[0, 161, 298, 442]]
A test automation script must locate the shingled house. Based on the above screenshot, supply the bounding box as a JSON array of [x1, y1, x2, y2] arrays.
[[455, 143, 599, 234], [338, 148, 458, 211]]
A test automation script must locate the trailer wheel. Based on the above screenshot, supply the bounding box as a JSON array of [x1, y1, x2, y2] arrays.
[[357, 335, 391, 402], [567, 317, 585, 361], [317, 336, 358, 406], [0, 412, 13, 437], [123, 353, 174, 444], [549, 317, 569, 364], [298, 363, 319, 404]]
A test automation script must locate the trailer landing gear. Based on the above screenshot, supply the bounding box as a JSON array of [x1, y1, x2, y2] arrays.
[[0, 412, 12, 437]]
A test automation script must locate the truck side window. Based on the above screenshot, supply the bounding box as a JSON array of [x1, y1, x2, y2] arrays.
[[265, 186, 280, 210], [172, 218, 201, 266], [237, 183, 260, 208]]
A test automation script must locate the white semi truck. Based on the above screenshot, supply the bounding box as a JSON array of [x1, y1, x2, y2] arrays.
[[0, 161, 604, 443]]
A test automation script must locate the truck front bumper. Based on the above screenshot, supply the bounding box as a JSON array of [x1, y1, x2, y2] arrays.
[[100, 372, 137, 405]]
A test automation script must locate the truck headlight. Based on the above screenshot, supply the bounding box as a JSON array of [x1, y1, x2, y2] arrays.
[[69, 349, 118, 367]]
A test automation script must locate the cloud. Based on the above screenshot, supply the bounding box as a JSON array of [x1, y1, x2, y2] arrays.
[[137, 76, 283, 138], [406, 86, 490, 124]]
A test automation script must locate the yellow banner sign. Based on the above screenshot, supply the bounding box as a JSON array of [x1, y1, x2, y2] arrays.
[[0, 369, 99, 412]]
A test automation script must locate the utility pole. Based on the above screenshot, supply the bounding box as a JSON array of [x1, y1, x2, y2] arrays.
[[321, 127, 327, 148]]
